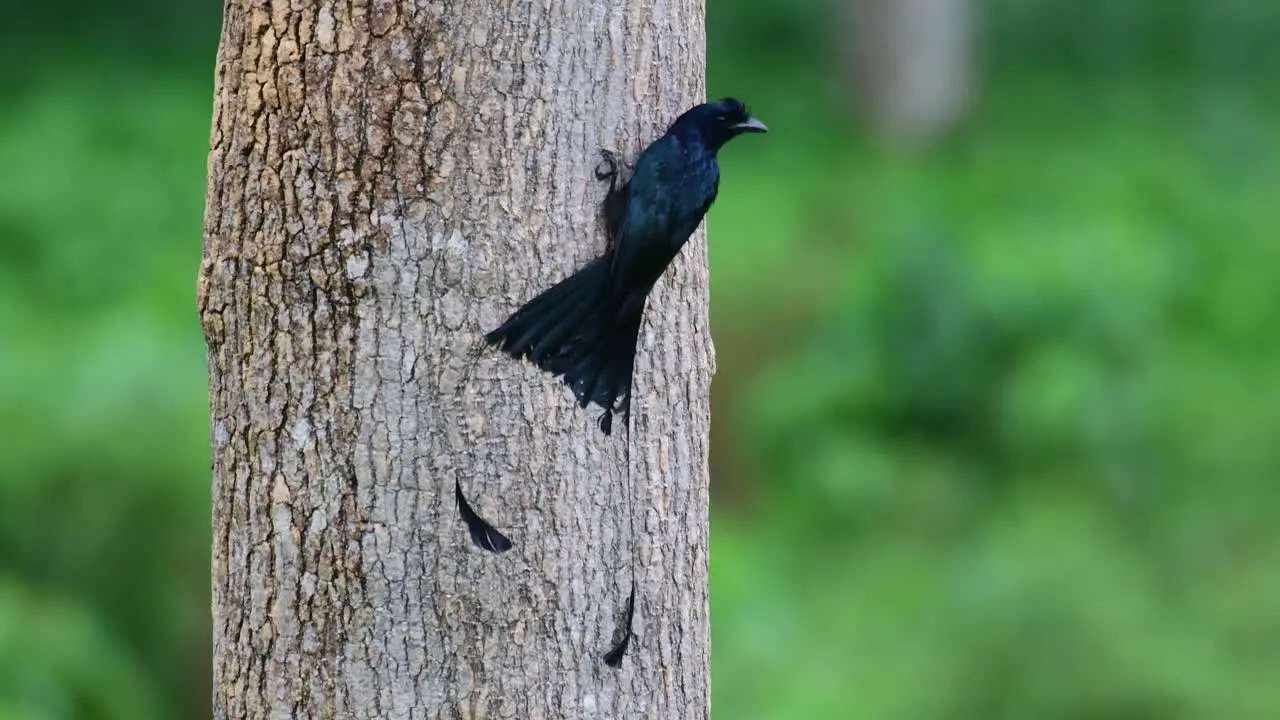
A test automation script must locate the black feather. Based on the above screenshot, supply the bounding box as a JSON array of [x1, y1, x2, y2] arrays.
[[603, 583, 636, 668], [454, 479, 513, 553]]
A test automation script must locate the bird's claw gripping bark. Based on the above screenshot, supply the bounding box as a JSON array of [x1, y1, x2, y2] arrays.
[[595, 149, 629, 249], [595, 149, 624, 186]]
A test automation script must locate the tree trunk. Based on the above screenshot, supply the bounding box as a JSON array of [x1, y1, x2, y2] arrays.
[[847, 0, 975, 144], [198, 0, 712, 717]]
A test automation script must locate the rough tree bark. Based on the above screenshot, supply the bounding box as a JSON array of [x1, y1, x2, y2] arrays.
[[198, 0, 712, 717], [847, 0, 975, 143]]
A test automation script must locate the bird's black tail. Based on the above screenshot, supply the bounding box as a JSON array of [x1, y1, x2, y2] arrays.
[[484, 255, 644, 434]]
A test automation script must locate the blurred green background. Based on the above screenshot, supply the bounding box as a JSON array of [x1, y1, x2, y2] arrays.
[[2, 0, 1278, 717]]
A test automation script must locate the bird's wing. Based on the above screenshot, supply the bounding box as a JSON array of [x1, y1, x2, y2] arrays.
[[609, 137, 683, 290]]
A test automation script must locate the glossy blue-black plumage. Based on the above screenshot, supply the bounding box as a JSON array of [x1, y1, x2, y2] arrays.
[[485, 98, 767, 434]]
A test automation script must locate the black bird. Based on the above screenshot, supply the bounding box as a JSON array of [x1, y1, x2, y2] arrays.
[[484, 98, 767, 434]]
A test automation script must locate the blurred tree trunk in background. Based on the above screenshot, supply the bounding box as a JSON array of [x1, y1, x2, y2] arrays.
[[848, 0, 976, 143], [198, 0, 714, 716]]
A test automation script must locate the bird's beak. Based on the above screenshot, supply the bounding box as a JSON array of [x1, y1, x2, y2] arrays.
[[732, 116, 768, 133]]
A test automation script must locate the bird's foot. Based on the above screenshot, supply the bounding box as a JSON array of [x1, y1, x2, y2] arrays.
[[595, 148, 622, 184], [595, 149, 630, 249]]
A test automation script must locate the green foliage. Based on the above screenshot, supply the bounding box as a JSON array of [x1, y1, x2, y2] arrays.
[[0, 580, 161, 720], [3, 0, 1279, 717], [705, 16, 1280, 719], [0, 70, 212, 719]]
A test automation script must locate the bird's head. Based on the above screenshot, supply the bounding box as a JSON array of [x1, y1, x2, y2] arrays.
[[669, 97, 768, 151]]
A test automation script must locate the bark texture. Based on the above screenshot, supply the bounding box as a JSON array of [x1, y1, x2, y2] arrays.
[[198, 0, 711, 717]]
